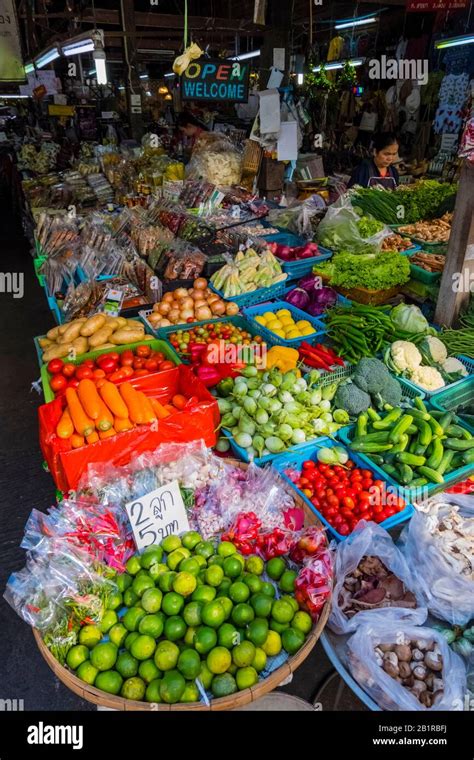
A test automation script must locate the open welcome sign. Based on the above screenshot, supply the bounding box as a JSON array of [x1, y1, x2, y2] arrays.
[[181, 58, 250, 103]]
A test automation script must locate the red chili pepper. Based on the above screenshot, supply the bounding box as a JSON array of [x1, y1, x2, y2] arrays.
[[195, 365, 222, 387]]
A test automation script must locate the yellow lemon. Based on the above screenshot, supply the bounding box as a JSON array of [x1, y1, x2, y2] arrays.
[[286, 329, 301, 340], [267, 321, 282, 332], [272, 329, 286, 338], [255, 315, 267, 326], [276, 309, 291, 318], [302, 326, 316, 336], [296, 320, 312, 330], [279, 316, 294, 327], [263, 312, 275, 323]]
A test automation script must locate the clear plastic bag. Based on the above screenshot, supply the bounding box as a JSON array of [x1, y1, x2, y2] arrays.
[[267, 196, 327, 239], [328, 521, 427, 635], [188, 133, 243, 187], [347, 622, 466, 711], [399, 497, 474, 626], [316, 196, 392, 251]]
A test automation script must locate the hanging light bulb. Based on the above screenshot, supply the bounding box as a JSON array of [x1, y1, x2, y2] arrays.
[[158, 85, 169, 94], [164, 94, 173, 101], [93, 44, 108, 85]]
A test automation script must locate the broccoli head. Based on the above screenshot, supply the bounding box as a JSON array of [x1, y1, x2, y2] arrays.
[[352, 357, 391, 395], [376, 374, 403, 409], [334, 381, 371, 417]]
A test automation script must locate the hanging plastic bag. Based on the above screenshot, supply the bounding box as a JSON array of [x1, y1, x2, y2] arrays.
[[347, 621, 466, 711], [187, 133, 243, 187], [173, 43, 203, 76], [399, 496, 474, 626], [328, 521, 427, 635]]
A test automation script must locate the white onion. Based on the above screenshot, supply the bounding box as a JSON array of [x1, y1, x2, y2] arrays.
[[195, 306, 212, 321]]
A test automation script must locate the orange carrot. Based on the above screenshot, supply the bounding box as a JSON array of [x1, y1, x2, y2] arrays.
[[114, 416, 134, 433], [99, 427, 117, 440], [77, 378, 102, 420], [119, 382, 144, 424], [70, 434, 85, 449], [99, 381, 129, 419], [96, 398, 114, 432], [150, 397, 170, 419], [56, 407, 74, 439], [86, 431, 99, 444], [137, 392, 157, 425], [164, 404, 176, 414], [65, 388, 95, 437]]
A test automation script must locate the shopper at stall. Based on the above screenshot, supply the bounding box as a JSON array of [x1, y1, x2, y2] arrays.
[[347, 132, 400, 189], [176, 111, 208, 151]]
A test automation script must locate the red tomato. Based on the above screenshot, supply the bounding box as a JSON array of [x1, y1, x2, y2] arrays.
[[358, 510, 372, 522], [92, 369, 106, 380], [144, 359, 159, 372], [120, 350, 134, 367], [299, 477, 310, 488], [342, 496, 355, 511], [82, 359, 95, 369], [373, 479, 385, 490], [62, 363, 76, 377], [133, 358, 144, 370], [153, 352, 164, 363], [109, 369, 127, 383], [325, 507, 338, 518], [338, 523, 350, 536], [385, 507, 396, 517], [47, 358, 64, 374], [50, 374, 67, 392], [97, 357, 117, 374], [361, 478, 373, 490], [134, 369, 149, 377], [159, 361, 175, 371], [345, 460, 355, 470], [327, 495, 339, 508], [67, 378, 80, 389], [372, 503, 384, 514], [75, 366, 93, 380], [396, 497, 406, 512], [136, 344, 151, 358], [121, 366, 134, 378], [302, 460, 315, 470]]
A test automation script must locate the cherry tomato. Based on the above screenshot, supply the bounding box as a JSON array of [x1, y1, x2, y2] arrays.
[[152, 352, 164, 363], [342, 496, 355, 511], [109, 369, 127, 383], [50, 375, 67, 392], [159, 361, 175, 371], [62, 363, 76, 377], [47, 358, 64, 374], [82, 359, 95, 369], [172, 394, 187, 410], [373, 479, 385, 491], [327, 495, 339, 508], [358, 510, 372, 522], [372, 503, 384, 514], [75, 366, 93, 380], [310, 497, 320, 508], [361, 478, 373, 491], [121, 366, 134, 378], [97, 357, 117, 374], [302, 488, 312, 498], [136, 344, 151, 358], [345, 460, 355, 470], [144, 359, 159, 372], [134, 369, 149, 377], [92, 369, 106, 380], [396, 497, 406, 512], [120, 350, 134, 367], [67, 378, 80, 389], [302, 460, 316, 470], [325, 507, 338, 518], [325, 468, 335, 478], [338, 523, 350, 536], [350, 471, 363, 481], [299, 477, 310, 488], [133, 358, 144, 370], [385, 507, 396, 517]]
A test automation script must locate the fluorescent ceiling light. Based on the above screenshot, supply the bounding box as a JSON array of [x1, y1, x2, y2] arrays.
[[297, 73, 304, 85], [24, 63, 35, 75], [93, 49, 108, 85], [35, 46, 60, 68], [0, 94, 31, 99], [118, 86, 125, 90], [435, 34, 474, 49], [164, 72, 175, 78], [335, 16, 377, 30], [64, 41, 94, 56], [313, 58, 364, 72], [139, 73, 149, 80], [229, 49, 260, 61]]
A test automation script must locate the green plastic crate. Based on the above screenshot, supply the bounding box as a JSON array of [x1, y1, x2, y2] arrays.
[[409, 260, 441, 284], [34, 256, 47, 286], [430, 376, 474, 434], [39, 338, 180, 401]]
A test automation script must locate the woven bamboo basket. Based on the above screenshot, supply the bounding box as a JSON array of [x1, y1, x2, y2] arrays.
[[33, 460, 331, 711]]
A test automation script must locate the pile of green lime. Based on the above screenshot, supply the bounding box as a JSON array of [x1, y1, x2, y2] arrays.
[[65, 533, 312, 704]]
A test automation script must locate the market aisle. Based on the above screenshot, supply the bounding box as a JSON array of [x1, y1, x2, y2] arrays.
[[0, 189, 94, 710], [0, 191, 364, 711]]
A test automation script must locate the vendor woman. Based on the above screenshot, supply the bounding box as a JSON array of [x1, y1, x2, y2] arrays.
[[176, 111, 208, 151], [348, 133, 400, 189]]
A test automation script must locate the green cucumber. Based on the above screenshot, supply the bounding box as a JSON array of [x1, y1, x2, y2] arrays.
[[390, 434, 409, 455], [410, 477, 428, 488], [414, 397, 428, 414], [356, 413, 368, 438], [350, 441, 394, 454], [397, 463, 414, 485], [444, 438, 474, 451], [372, 408, 403, 430], [389, 415, 414, 444], [417, 465, 445, 484], [396, 452, 426, 467], [438, 450, 455, 476], [445, 425, 472, 440], [367, 408, 381, 422], [427, 438, 444, 470], [412, 419, 432, 447], [462, 449, 474, 465]]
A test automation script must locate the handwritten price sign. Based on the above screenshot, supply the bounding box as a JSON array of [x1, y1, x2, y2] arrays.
[[125, 480, 190, 550]]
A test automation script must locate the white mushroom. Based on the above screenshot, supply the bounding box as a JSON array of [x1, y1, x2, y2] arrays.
[[412, 648, 425, 662], [424, 650, 443, 672]]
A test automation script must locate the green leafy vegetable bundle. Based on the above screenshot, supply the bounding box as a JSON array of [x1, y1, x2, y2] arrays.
[[352, 180, 457, 225], [314, 250, 410, 291]]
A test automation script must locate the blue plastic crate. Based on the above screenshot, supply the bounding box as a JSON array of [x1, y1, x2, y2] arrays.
[[398, 243, 422, 257], [209, 278, 289, 308], [338, 425, 474, 502], [271, 438, 414, 541], [279, 246, 334, 281], [243, 300, 325, 347], [398, 355, 474, 399], [220, 427, 330, 467], [156, 314, 275, 362]]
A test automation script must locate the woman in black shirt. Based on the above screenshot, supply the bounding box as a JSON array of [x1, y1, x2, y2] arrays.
[[348, 133, 400, 189]]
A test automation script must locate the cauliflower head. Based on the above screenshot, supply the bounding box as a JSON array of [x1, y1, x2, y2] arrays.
[[390, 341, 422, 373], [410, 366, 445, 391], [442, 357, 468, 377], [420, 335, 448, 364]]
